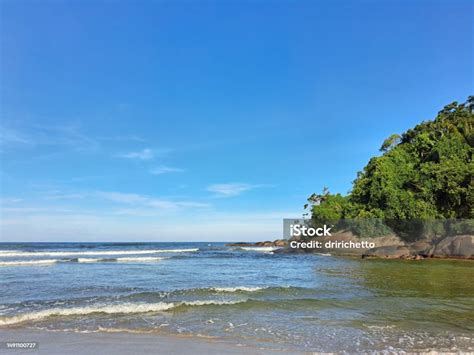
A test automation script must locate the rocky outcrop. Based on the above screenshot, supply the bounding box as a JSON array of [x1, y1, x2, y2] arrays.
[[362, 245, 411, 259], [431, 235, 473, 258], [228, 233, 473, 259], [362, 235, 473, 259], [226, 239, 288, 248], [255, 241, 276, 247], [274, 239, 288, 247], [286, 231, 405, 256], [226, 242, 254, 247], [408, 240, 434, 256]]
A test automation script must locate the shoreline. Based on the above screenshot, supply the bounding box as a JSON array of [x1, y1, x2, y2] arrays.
[[0, 328, 289, 355], [1, 326, 471, 354]]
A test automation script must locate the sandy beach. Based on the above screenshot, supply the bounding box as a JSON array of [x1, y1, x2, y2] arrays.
[[0, 329, 286, 355]]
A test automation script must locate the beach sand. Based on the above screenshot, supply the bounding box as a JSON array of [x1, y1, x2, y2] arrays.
[[0, 329, 288, 355]]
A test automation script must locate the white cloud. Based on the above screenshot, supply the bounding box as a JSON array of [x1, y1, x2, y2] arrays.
[[97, 191, 209, 211], [206, 183, 259, 197], [13, 190, 209, 213], [150, 166, 185, 175], [116, 148, 155, 160], [97, 191, 147, 204], [0, 123, 100, 153]]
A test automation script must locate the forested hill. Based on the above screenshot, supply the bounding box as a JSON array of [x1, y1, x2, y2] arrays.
[[307, 97, 473, 230]]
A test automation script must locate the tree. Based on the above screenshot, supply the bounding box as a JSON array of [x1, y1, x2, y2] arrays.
[[380, 134, 401, 152]]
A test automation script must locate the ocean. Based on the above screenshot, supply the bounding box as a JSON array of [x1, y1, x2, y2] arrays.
[[0, 242, 472, 352]]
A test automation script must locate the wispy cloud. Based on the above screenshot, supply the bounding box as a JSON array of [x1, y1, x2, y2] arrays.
[[1, 122, 150, 154], [41, 124, 99, 151], [97, 191, 209, 211], [206, 183, 261, 198], [115, 148, 172, 161], [0, 123, 99, 152], [97, 191, 147, 204], [150, 166, 185, 175], [17, 189, 209, 212], [116, 148, 155, 160]]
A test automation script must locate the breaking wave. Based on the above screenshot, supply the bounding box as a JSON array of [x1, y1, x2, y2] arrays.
[[0, 257, 168, 266], [0, 249, 198, 257], [114, 257, 167, 263], [211, 286, 266, 292], [239, 247, 281, 252], [0, 259, 59, 266], [0, 300, 246, 326], [76, 257, 167, 263]]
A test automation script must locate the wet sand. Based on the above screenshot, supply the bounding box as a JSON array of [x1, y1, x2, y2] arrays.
[[0, 329, 288, 355]]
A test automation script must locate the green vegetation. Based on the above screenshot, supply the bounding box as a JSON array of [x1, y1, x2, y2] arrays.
[[306, 97, 474, 240]]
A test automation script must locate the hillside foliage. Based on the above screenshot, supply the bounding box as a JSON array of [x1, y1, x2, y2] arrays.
[[307, 97, 474, 239]]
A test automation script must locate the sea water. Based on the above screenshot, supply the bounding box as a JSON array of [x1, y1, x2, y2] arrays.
[[0, 242, 472, 352]]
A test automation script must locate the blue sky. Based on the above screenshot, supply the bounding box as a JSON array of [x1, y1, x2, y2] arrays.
[[1, 0, 472, 241]]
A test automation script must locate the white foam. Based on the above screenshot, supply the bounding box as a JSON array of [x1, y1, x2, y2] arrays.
[[0, 300, 246, 326], [0, 303, 176, 326], [77, 258, 101, 263], [0, 259, 58, 266], [181, 300, 246, 307], [239, 247, 281, 252], [115, 257, 166, 263], [212, 286, 265, 292], [0, 249, 198, 257], [77, 257, 166, 263]]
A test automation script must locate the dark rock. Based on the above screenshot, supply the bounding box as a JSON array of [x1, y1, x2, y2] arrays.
[[226, 242, 255, 247]]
